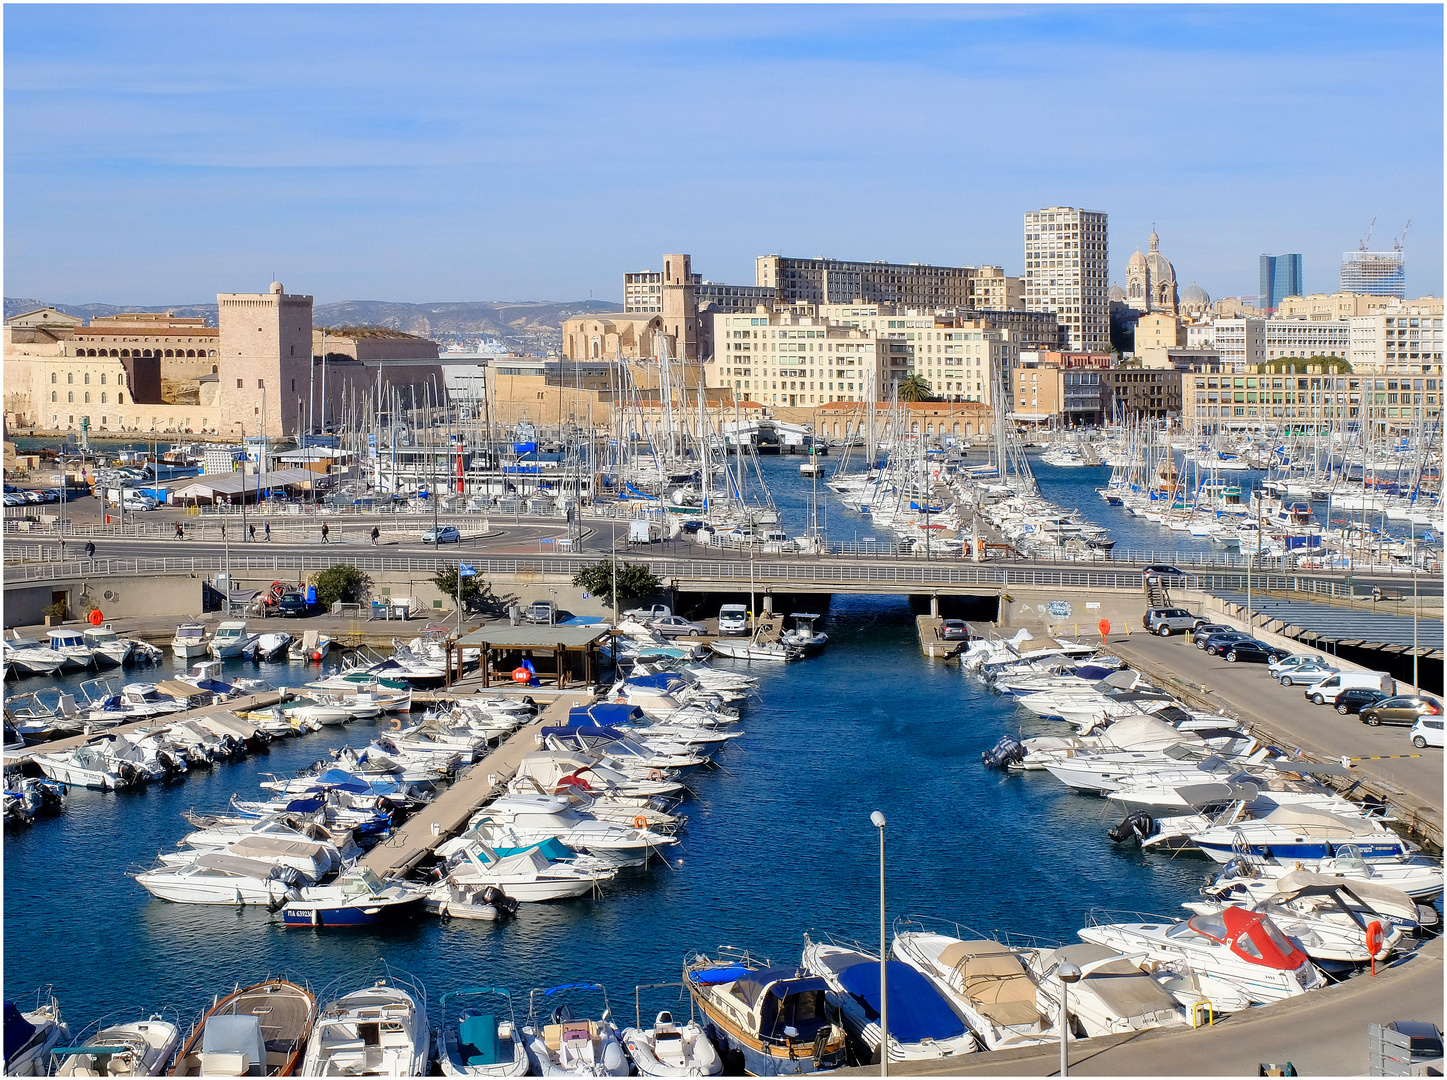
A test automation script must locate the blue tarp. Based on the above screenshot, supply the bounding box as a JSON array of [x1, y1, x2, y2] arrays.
[[690, 965, 752, 985], [568, 703, 646, 727], [624, 673, 686, 690], [3, 1001, 36, 1063], [836, 961, 967, 1043], [491, 837, 577, 862]]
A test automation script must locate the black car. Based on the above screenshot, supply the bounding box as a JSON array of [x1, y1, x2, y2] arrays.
[[1333, 687, 1388, 715], [1192, 623, 1237, 647], [274, 591, 318, 617], [1201, 630, 1253, 655], [1215, 638, 1287, 664], [1143, 564, 1187, 579]]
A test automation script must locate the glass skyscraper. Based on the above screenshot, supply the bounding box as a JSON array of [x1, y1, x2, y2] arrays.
[[1258, 253, 1303, 313]]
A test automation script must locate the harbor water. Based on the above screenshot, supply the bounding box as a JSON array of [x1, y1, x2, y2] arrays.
[[2, 605, 1210, 1027]]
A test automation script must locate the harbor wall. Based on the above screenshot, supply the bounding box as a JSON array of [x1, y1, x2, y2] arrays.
[[993, 584, 1162, 639], [5, 576, 203, 626]]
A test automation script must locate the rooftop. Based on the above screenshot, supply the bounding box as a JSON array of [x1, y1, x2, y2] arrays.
[[456, 625, 611, 649]]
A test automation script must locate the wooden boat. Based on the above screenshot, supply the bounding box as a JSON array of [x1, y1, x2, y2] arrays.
[[169, 979, 314, 1076]]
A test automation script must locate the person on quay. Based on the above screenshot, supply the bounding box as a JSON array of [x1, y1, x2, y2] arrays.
[[264, 522, 271, 542], [321, 522, 330, 544], [249, 523, 256, 542], [175, 522, 184, 540], [371, 525, 380, 546]]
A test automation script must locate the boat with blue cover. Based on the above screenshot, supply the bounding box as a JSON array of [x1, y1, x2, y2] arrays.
[[435, 987, 528, 1076], [521, 983, 629, 1076], [275, 867, 430, 928], [684, 948, 846, 1076]]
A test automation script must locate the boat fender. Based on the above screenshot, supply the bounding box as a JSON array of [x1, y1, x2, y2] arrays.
[[602, 1042, 626, 1073], [633, 814, 649, 830], [648, 769, 663, 782], [1365, 920, 1385, 957]]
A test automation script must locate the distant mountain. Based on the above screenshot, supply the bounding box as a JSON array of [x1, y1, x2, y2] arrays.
[[3, 296, 623, 353]]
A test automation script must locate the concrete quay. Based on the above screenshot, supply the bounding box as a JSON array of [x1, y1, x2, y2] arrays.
[[837, 936, 1442, 1076]]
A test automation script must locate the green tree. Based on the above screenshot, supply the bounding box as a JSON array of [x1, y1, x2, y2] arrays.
[[895, 374, 935, 402], [572, 558, 661, 608], [310, 564, 373, 608], [432, 566, 500, 615]]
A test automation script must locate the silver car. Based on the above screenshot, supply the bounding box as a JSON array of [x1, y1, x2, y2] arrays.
[[648, 615, 708, 638]]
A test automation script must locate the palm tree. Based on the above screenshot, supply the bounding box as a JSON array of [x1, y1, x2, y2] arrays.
[[895, 374, 935, 403]]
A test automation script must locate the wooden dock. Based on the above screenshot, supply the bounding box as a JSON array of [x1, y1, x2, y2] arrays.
[[358, 693, 588, 877], [5, 690, 288, 762]]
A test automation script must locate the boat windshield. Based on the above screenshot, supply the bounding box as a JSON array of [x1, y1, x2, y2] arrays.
[[1182, 913, 1229, 942], [761, 988, 831, 1044]]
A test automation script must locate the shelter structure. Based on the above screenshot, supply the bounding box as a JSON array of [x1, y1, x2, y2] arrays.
[[455, 624, 612, 689]]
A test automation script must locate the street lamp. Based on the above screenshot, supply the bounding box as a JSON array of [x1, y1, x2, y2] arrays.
[[869, 810, 888, 1077], [1057, 962, 1081, 1077]]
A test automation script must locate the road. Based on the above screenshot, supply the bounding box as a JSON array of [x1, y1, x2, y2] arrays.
[[1112, 630, 1442, 815]]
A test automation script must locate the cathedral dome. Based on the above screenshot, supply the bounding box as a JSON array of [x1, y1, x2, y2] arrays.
[[1182, 282, 1210, 304], [1127, 250, 1147, 270], [1109, 283, 1127, 302]]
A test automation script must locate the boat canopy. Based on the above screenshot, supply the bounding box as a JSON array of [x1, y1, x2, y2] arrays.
[[1185, 908, 1309, 970], [622, 674, 687, 691], [3, 1001, 36, 1063], [200, 1014, 265, 1071], [568, 704, 647, 726], [727, 968, 828, 1009], [1039, 944, 1180, 1021], [837, 961, 967, 1043]]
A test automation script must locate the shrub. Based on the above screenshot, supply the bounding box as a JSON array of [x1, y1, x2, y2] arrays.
[[572, 559, 661, 608], [310, 564, 373, 608]]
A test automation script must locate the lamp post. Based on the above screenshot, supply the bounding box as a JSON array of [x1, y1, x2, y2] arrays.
[[869, 810, 888, 1077], [1057, 962, 1081, 1077], [1411, 519, 1418, 691]]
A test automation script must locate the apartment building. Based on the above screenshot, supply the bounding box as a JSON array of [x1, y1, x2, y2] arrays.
[[1023, 207, 1110, 353], [1262, 319, 1351, 363], [1010, 351, 1113, 424], [755, 254, 1019, 309], [1273, 291, 1423, 321], [1101, 369, 1181, 420], [1350, 306, 1445, 375], [1183, 365, 1440, 429], [1212, 318, 1265, 371], [1134, 313, 1184, 368], [708, 311, 885, 408]]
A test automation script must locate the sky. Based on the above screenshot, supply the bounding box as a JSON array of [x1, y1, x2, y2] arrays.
[[4, 4, 1442, 307]]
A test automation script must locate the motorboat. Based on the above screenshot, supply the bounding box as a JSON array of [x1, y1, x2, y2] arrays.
[[46, 629, 98, 671], [169, 978, 315, 1076], [52, 1014, 181, 1077], [82, 624, 135, 667], [170, 623, 210, 660], [300, 976, 430, 1076], [1026, 943, 1186, 1038], [778, 614, 828, 656], [277, 868, 430, 929], [800, 934, 976, 1063], [1206, 849, 1445, 904], [244, 632, 294, 662], [32, 744, 136, 790], [177, 660, 270, 700], [436, 987, 529, 1076], [1077, 907, 1324, 1011], [159, 832, 342, 881], [134, 853, 307, 905], [621, 1008, 722, 1077], [683, 948, 847, 1075], [3, 991, 70, 1076], [708, 639, 800, 662], [1187, 804, 1418, 864], [889, 922, 1055, 1051], [465, 794, 678, 868], [3, 776, 65, 825], [521, 983, 629, 1077], [4, 632, 68, 676], [429, 839, 616, 904], [209, 621, 259, 659], [289, 630, 335, 663]]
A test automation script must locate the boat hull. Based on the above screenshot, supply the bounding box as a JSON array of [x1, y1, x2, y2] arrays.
[[280, 895, 427, 927]]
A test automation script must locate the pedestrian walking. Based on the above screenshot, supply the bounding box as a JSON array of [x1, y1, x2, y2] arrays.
[[175, 522, 184, 540], [58, 536, 67, 559], [220, 522, 226, 541], [321, 522, 330, 544], [264, 522, 271, 542], [84, 541, 96, 559], [371, 526, 380, 547], [249, 524, 256, 542]]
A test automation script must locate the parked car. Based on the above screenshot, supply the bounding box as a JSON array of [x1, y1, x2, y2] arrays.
[[422, 525, 461, 545], [649, 615, 708, 638], [1360, 695, 1443, 727], [523, 600, 558, 624], [717, 604, 750, 636], [1268, 653, 1333, 677], [274, 591, 318, 617], [1217, 639, 1288, 664], [1193, 623, 1238, 648], [1142, 564, 1187, 580], [1201, 630, 1253, 656], [1410, 717, 1445, 749], [1144, 608, 1204, 636], [1332, 688, 1388, 715], [1277, 662, 1340, 686], [760, 530, 798, 553], [939, 619, 970, 642], [623, 604, 672, 623], [1305, 671, 1397, 705]]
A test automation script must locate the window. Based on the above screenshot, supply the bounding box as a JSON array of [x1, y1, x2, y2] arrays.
[[67, 372, 74, 384], [237, 379, 244, 389], [257, 379, 264, 389], [50, 372, 56, 384], [118, 393, 124, 405], [101, 393, 107, 403], [51, 391, 57, 403], [67, 391, 74, 403]]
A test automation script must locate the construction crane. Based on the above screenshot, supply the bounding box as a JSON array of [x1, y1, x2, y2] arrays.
[[1394, 220, 1411, 250], [1359, 217, 1377, 251]]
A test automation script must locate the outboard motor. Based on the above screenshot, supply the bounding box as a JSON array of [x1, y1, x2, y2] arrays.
[[981, 735, 1026, 769], [1107, 810, 1157, 845], [481, 885, 520, 918]]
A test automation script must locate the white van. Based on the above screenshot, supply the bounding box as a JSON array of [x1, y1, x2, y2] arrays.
[[717, 604, 750, 636], [1409, 717, 1444, 749], [1304, 670, 1396, 705]]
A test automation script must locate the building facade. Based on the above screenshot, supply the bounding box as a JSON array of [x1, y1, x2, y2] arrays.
[[707, 311, 884, 408], [1276, 292, 1439, 321], [1133, 313, 1184, 367], [1125, 230, 1179, 315], [755, 254, 1005, 308], [1212, 318, 1266, 371], [1349, 306, 1445, 375], [1258, 253, 1304, 314], [1183, 366, 1440, 430], [1101, 369, 1181, 420], [1023, 207, 1110, 353], [1341, 251, 1406, 298]]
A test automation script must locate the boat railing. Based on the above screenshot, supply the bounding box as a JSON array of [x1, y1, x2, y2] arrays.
[[1081, 907, 1183, 929], [631, 982, 695, 1030], [525, 982, 611, 1027], [315, 963, 423, 1020], [891, 912, 993, 944]]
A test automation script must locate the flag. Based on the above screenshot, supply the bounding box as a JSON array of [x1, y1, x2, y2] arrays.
[[520, 658, 536, 674], [459, 563, 476, 577]]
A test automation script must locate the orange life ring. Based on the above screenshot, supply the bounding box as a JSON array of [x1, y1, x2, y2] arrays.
[[648, 769, 663, 782], [1365, 920, 1385, 957], [512, 667, 532, 684], [633, 814, 648, 830], [88, 609, 105, 626]]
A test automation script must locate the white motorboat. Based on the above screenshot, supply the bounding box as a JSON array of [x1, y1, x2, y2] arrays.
[[277, 869, 430, 928], [1026, 943, 1187, 1038], [890, 924, 1056, 1051], [32, 744, 135, 790], [46, 629, 98, 671], [3, 990, 70, 1076], [289, 630, 335, 662], [171, 623, 210, 659], [244, 631, 293, 662], [52, 1013, 181, 1077], [778, 614, 828, 655], [1187, 804, 1416, 864], [708, 639, 800, 662], [160, 832, 341, 881], [465, 794, 677, 868], [801, 935, 976, 1063], [429, 840, 617, 904], [1206, 849, 1445, 903], [621, 1009, 722, 1077], [133, 853, 305, 905], [301, 976, 430, 1076], [209, 621, 259, 659], [81, 624, 135, 667], [1077, 907, 1324, 1010], [3, 633, 68, 676], [522, 984, 629, 1077], [436, 987, 529, 1076]]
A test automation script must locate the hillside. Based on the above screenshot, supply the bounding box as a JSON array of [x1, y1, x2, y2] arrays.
[[3, 296, 622, 353]]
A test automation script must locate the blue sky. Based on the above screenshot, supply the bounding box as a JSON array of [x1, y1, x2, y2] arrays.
[[5, 4, 1442, 306]]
